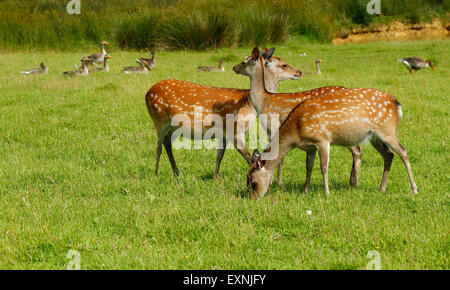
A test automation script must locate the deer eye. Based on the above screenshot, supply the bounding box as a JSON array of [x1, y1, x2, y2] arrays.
[[282, 64, 288, 68]]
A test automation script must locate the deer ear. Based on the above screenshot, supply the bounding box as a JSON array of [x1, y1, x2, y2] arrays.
[[252, 149, 265, 169], [251, 47, 260, 61], [262, 47, 275, 59], [251, 149, 260, 164]]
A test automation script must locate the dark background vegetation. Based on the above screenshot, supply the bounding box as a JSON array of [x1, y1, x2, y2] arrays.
[[0, 0, 448, 50]]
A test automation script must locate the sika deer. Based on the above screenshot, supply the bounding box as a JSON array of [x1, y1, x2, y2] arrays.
[[246, 52, 418, 199], [145, 54, 301, 178], [233, 48, 362, 186]]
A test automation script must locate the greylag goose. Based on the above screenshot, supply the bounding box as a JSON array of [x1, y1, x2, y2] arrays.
[[20, 62, 48, 76], [302, 58, 323, 75], [123, 59, 149, 74], [197, 59, 224, 72], [398, 57, 434, 74], [96, 55, 111, 72], [87, 41, 109, 65], [138, 51, 156, 70], [62, 57, 91, 77]]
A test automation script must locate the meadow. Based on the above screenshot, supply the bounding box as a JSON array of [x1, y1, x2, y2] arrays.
[[0, 40, 448, 269]]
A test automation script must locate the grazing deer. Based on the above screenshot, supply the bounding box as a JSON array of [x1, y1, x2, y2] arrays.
[[233, 48, 363, 186], [145, 54, 301, 178], [246, 50, 418, 199]]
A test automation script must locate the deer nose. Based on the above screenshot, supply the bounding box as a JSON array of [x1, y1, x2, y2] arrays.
[[232, 65, 239, 73]]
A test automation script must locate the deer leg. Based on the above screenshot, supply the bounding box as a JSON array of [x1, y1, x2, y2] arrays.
[[349, 145, 362, 187], [214, 139, 229, 179], [370, 138, 394, 192], [304, 150, 316, 194], [382, 137, 418, 194], [233, 133, 252, 164], [317, 143, 330, 195], [155, 139, 162, 176], [163, 135, 179, 176], [276, 158, 284, 185]]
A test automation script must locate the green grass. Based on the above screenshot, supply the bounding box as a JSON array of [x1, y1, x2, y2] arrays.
[[0, 40, 449, 269]]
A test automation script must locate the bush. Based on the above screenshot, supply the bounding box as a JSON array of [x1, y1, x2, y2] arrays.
[[116, 12, 161, 50], [0, 0, 447, 50]]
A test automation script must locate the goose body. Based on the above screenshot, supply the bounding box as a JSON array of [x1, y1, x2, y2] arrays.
[[87, 41, 109, 64], [123, 59, 148, 74], [398, 57, 434, 74], [138, 51, 156, 70], [62, 57, 90, 77], [20, 62, 48, 75], [96, 55, 111, 72], [197, 59, 224, 72]]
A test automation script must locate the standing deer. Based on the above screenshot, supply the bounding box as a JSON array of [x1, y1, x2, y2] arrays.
[[245, 48, 418, 199], [233, 48, 363, 186], [146, 53, 301, 178]]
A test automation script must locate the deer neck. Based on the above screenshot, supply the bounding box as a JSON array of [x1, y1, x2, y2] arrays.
[[249, 59, 270, 114], [263, 70, 278, 93], [262, 129, 295, 173]]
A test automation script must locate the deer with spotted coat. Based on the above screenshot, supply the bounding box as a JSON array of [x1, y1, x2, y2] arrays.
[[233, 48, 364, 186], [245, 47, 418, 199], [146, 52, 301, 178]]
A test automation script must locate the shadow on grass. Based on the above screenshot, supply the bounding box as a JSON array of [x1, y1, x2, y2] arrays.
[[199, 172, 215, 181], [271, 179, 371, 196], [235, 187, 251, 199]]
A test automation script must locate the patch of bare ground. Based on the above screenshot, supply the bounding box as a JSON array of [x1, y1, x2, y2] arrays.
[[333, 19, 449, 44]]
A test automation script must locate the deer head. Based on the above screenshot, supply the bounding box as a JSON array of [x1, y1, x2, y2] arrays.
[[233, 47, 301, 84], [247, 149, 273, 200]]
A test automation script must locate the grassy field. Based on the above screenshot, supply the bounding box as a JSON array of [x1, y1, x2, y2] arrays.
[[0, 40, 448, 269]]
